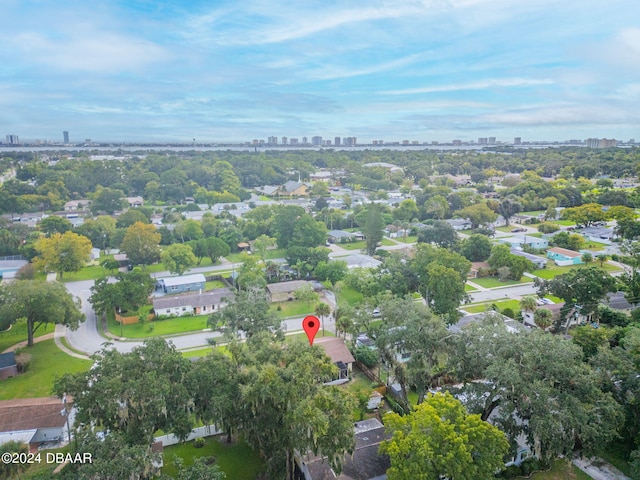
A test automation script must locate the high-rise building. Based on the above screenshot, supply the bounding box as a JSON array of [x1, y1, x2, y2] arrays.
[[63, 131, 69, 144], [290, 138, 299, 145], [281, 136, 287, 145], [478, 137, 488, 145], [585, 138, 617, 148], [343, 137, 357, 146], [514, 137, 522, 145], [488, 137, 496, 145], [267, 136, 278, 145], [311, 136, 323, 146], [302, 136, 308, 144], [334, 136, 341, 146], [5, 134, 19, 144]]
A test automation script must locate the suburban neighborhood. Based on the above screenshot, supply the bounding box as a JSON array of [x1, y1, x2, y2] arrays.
[[0, 147, 639, 480]]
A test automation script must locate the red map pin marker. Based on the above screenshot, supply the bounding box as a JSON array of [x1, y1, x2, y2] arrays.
[[303, 315, 320, 346]]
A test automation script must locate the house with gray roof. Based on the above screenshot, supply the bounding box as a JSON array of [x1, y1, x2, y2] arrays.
[[0, 352, 17, 380], [156, 274, 206, 294], [280, 181, 309, 196], [152, 288, 232, 317]]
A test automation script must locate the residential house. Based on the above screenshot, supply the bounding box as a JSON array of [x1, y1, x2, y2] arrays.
[[0, 352, 18, 380], [0, 397, 73, 452], [546, 247, 583, 266], [327, 230, 356, 244], [309, 171, 332, 182], [449, 311, 526, 335], [125, 196, 144, 207], [63, 199, 91, 211], [0, 258, 28, 280], [254, 185, 279, 197], [266, 280, 311, 302], [152, 288, 232, 317], [314, 337, 355, 382], [499, 235, 548, 250], [580, 226, 615, 245], [510, 250, 547, 270], [445, 218, 472, 231], [279, 181, 309, 197], [156, 274, 206, 294], [337, 254, 382, 270], [297, 418, 390, 480]]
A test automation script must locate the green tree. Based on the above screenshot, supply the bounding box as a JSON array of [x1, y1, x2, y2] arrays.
[[54, 338, 194, 447], [90, 269, 155, 315], [226, 333, 356, 479], [273, 205, 306, 249], [208, 287, 281, 339], [252, 234, 276, 263], [561, 202, 607, 227], [455, 202, 497, 229], [203, 236, 231, 265], [0, 441, 29, 479], [161, 243, 197, 275], [426, 262, 466, 321], [363, 205, 385, 255], [315, 302, 331, 336], [33, 231, 92, 278], [393, 199, 419, 222], [115, 209, 149, 229], [458, 233, 492, 262], [91, 186, 126, 214], [535, 265, 617, 332], [294, 283, 320, 305], [533, 307, 554, 330], [120, 222, 161, 267], [452, 324, 622, 462], [236, 253, 266, 289], [38, 215, 73, 236], [314, 260, 348, 287], [497, 195, 522, 226], [519, 295, 538, 318], [417, 220, 458, 248], [380, 392, 509, 480], [0, 280, 84, 346]]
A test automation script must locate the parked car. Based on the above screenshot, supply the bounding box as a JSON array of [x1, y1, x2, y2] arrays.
[[511, 227, 526, 233]]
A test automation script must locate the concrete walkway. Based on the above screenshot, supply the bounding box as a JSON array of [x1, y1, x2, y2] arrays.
[[1, 332, 55, 353], [573, 457, 631, 480]]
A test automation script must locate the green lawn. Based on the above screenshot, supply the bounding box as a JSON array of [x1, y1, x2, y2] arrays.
[[0, 318, 53, 353], [337, 285, 364, 306], [470, 276, 532, 288], [551, 219, 576, 226], [160, 436, 264, 480], [0, 339, 92, 400], [528, 458, 592, 480], [340, 239, 394, 250], [205, 280, 226, 290], [394, 235, 417, 243], [533, 262, 621, 280], [270, 299, 317, 318], [284, 330, 335, 344], [107, 310, 210, 338], [464, 284, 477, 292], [464, 299, 521, 314]]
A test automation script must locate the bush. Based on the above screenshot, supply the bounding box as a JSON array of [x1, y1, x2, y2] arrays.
[[501, 308, 515, 319], [537, 222, 560, 234], [14, 351, 32, 373], [354, 345, 379, 368], [193, 437, 206, 448]]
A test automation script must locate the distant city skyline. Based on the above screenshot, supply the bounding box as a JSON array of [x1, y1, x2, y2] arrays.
[[2, 0, 639, 143]]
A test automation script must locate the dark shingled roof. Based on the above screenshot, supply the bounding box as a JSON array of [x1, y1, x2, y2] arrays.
[[0, 397, 70, 433], [0, 352, 16, 369], [152, 288, 232, 310]]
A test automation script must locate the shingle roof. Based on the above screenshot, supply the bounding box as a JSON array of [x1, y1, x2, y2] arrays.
[[0, 352, 16, 369], [158, 274, 206, 287], [266, 280, 309, 294], [314, 337, 355, 365], [0, 397, 69, 433], [152, 288, 233, 310], [547, 247, 581, 258], [282, 180, 305, 193]]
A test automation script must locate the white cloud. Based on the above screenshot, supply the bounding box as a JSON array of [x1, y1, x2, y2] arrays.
[[380, 78, 555, 95]]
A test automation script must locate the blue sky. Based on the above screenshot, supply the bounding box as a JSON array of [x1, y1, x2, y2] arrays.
[[2, 0, 640, 144]]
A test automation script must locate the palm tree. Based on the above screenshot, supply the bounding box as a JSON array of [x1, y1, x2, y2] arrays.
[[519, 295, 538, 324], [534, 308, 553, 330], [315, 302, 331, 336]]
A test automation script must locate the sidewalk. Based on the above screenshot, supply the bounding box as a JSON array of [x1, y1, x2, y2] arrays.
[[573, 457, 631, 480]]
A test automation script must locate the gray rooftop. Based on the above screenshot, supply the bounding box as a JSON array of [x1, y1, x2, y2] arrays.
[[152, 288, 232, 310], [158, 274, 206, 287]]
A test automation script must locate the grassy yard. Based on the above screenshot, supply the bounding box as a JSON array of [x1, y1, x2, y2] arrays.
[[527, 458, 592, 480], [470, 276, 532, 288], [270, 299, 317, 318], [161, 436, 264, 480], [340, 239, 395, 250], [337, 285, 364, 306], [551, 219, 576, 226], [0, 318, 53, 353], [107, 310, 210, 338], [463, 299, 521, 314], [533, 262, 621, 280], [394, 235, 418, 243], [464, 284, 477, 292], [0, 339, 92, 400], [205, 279, 226, 290], [284, 330, 335, 344], [598, 441, 633, 477]]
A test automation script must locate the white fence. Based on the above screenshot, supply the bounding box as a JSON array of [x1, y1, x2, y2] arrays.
[[155, 424, 222, 447]]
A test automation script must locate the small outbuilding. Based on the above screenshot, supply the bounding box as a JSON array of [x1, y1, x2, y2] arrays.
[[156, 274, 206, 294], [0, 352, 18, 380]]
